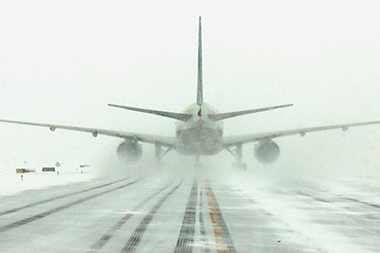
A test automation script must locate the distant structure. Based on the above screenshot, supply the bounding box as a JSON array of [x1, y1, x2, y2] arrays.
[[16, 168, 36, 173], [42, 167, 55, 172]]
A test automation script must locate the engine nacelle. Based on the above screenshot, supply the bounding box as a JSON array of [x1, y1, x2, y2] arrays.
[[117, 140, 142, 163], [254, 140, 280, 164]]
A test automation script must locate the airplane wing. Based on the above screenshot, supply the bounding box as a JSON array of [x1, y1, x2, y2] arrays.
[[222, 120, 380, 147], [0, 119, 176, 147]]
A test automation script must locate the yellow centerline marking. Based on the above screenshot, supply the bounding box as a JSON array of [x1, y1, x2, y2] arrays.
[[205, 182, 230, 253]]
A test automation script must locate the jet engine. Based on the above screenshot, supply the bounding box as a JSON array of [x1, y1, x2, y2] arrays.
[[254, 140, 280, 164], [117, 140, 142, 163]]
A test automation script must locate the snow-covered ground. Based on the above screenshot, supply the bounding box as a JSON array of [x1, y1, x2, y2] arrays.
[[1, 158, 380, 252], [0, 161, 97, 196], [209, 165, 380, 253]]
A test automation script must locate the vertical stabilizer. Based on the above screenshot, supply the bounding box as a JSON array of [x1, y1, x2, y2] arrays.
[[197, 16, 203, 106]]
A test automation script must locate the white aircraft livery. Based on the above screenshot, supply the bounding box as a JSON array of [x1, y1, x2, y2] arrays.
[[1, 17, 380, 168]]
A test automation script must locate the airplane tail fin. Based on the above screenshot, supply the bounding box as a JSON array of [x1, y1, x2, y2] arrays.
[[197, 16, 203, 106], [108, 17, 205, 122], [109, 18, 293, 123]]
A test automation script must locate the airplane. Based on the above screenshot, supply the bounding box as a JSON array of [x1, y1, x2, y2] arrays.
[[1, 16, 380, 169]]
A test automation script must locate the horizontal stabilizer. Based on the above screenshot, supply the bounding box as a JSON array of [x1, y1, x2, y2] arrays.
[[208, 104, 293, 121], [108, 104, 192, 121]]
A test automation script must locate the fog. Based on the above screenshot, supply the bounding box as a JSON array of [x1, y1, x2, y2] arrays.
[[0, 1, 380, 179]]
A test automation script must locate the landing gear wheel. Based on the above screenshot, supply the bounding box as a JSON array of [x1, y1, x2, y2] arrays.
[[194, 156, 201, 169], [232, 163, 247, 170]]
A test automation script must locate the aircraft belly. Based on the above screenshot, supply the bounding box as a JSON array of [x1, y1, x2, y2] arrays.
[[175, 128, 222, 155]]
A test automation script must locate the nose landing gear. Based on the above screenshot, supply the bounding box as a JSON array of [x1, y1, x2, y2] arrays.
[[194, 155, 201, 168]]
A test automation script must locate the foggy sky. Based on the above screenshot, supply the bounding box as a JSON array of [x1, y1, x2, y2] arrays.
[[0, 1, 380, 173]]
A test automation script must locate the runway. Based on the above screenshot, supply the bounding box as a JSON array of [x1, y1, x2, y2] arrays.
[[0, 166, 380, 252]]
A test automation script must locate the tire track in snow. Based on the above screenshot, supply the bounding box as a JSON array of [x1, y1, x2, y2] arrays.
[[0, 176, 131, 217], [0, 178, 143, 233], [173, 180, 198, 253], [88, 180, 176, 252], [120, 180, 183, 253], [199, 188, 211, 253]]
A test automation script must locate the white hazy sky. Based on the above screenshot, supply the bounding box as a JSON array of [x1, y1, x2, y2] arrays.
[[0, 1, 380, 172]]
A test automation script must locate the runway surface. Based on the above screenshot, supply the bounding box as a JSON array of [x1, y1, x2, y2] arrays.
[[0, 166, 380, 252]]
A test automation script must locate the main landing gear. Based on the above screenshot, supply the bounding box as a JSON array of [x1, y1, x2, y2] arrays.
[[226, 143, 247, 170], [194, 155, 202, 168], [155, 143, 172, 167]]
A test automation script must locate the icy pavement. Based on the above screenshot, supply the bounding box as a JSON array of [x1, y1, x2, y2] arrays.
[[0, 163, 380, 252], [221, 169, 380, 253]]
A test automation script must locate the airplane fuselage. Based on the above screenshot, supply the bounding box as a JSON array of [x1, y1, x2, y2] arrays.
[[175, 103, 224, 155]]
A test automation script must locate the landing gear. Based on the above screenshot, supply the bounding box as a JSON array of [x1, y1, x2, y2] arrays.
[[154, 143, 171, 167], [231, 162, 247, 170], [226, 143, 247, 170], [194, 155, 201, 168]]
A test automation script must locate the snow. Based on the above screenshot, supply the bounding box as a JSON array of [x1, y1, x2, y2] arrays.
[[212, 166, 380, 253], [0, 161, 97, 196], [1, 158, 380, 252]]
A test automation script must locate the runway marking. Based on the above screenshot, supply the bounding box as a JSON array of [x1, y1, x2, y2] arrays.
[[174, 179, 198, 253], [199, 188, 211, 253], [88, 181, 175, 252], [0, 176, 131, 217], [205, 183, 237, 253], [0, 178, 142, 233], [121, 181, 183, 253]]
